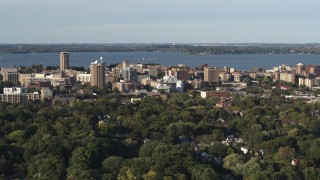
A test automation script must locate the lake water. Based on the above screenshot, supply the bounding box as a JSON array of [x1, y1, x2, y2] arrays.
[[0, 52, 319, 71]]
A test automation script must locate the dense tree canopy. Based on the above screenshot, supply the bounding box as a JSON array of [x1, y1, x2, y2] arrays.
[[0, 89, 320, 179]]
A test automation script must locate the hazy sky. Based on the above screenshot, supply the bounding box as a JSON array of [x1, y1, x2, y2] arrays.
[[1, 0, 320, 43]]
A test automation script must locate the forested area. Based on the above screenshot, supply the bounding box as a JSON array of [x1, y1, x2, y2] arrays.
[[1, 91, 320, 179]]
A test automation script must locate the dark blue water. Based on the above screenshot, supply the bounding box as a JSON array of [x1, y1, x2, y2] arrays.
[[0, 52, 319, 70]]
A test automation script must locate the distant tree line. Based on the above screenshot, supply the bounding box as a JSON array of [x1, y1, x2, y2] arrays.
[[1, 43, 320, 55]]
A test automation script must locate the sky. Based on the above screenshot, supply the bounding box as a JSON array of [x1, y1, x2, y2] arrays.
[[0, 0, 320, 43]]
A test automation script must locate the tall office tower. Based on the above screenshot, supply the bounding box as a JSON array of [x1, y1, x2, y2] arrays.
[[204, 67, 220, 84], [90, 58, 106, 88], [297, 63, 304, 74], [60, 52, 69, 71]]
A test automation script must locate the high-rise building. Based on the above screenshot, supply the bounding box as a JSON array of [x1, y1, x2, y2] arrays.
[[280, 71, 296, 84], [224, 66, 230, 73], [122, 60, 129, 69], [298, 78, 305, 86], [204, 67, 219, 84], [297, 63, 304, 74], [90, 58, 106, 88], [60, 52, 69, 71], [176, 69, 188, 81], [122, 67, 138, 83], [305, 64, 315, 74]]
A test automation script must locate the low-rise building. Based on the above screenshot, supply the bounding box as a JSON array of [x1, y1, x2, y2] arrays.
[[163, 75, 178, 84], [219, 72, 231, 82], [216, 97, 233, 110], [141, 78, 152, 86], [27, 92, 40, 101], [0, 94, 28, 104], [113, 81, 134, 92], [201, 91, 232, 99], [77, 73, 91, 84], [20, 72, 74, 87], [41, 88, 53, 100], [131, 97, 142, 103], [232, 72, 243, 82], [0, 87, 40, 103], [176, 80, 184, 92], [1, 67, 19, 85], [156, 84, 170, 93], [189, 79, 207, 89]]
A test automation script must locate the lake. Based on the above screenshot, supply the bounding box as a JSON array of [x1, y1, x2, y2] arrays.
[[0, 52, 319, 71]]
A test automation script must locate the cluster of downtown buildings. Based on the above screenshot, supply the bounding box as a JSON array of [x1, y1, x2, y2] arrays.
[[1, 52, 320, 104]]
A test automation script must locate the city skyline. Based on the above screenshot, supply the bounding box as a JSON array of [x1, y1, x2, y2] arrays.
[[1, 0, 320, 43]]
